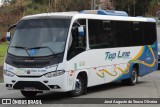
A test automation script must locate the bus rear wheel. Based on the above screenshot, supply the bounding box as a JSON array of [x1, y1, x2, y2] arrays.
[[70, 76, 85, 96], [122, 67, 138, 85], [21, 91, 38, 98]]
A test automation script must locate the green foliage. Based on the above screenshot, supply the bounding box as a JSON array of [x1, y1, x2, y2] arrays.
[[10, 0, 16, 4], [32, 0, 49, 4], [0, 0, 159, 32], [0, 42, 8, 66], [0, 42, 8, 82], [25, 1, 48, 15], [114, 0, 160, 16]]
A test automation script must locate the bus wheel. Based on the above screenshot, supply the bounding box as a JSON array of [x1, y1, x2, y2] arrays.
[[70, 76, 85, 96], [122, 67, 138, 85], [21, 91, 37, 98]]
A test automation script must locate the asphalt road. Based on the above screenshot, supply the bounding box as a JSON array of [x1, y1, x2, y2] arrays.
[[0, 70, 160, 107], [0, 26, 159, 107]]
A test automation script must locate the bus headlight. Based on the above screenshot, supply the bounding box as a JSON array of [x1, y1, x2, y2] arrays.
[[3, 70, 15, 77], [44, 70, 65, 78]]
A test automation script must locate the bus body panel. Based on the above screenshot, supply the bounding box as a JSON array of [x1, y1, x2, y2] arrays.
[[65, 45, 157, 87]]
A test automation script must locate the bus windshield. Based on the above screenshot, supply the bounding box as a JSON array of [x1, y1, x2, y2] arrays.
[[8, 19, 70, 57]]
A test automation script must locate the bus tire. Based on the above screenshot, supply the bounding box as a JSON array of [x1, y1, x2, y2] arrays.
[[158, 63, 160, 70], [122, 67, 138, 85], [21, 91, 37, 98], [70, 76, 85, 97]]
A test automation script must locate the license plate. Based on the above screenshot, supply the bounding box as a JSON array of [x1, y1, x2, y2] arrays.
[[24, 87, 37, 91]]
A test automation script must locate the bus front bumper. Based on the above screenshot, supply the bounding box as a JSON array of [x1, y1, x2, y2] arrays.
[[3, 72, 72, 92]]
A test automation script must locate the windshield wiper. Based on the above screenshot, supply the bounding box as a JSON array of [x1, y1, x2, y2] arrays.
[[10, 46, 30, 56]]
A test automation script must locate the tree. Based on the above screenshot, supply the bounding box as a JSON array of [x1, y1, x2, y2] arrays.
[[147, 0, 160, 16], [32, 0, 49, 4], [48, 0, 91, 12]]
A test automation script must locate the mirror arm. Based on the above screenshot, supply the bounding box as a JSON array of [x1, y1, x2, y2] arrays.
[[8, 24, 17, 32]]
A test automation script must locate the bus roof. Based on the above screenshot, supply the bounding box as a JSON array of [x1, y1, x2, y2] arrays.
[[22, 11, 156, 23], [22, 12, 78, 20], [73, 14, 156, 22], [81, 10, 128, 16]]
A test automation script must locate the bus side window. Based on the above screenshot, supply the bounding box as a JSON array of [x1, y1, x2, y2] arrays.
[[133, 22, 140, 30], [131, 22, 144, 46], [67, 19, 86, 60], [88, 19, 114, 49], [103, 21, 111, 31], [112, 21, 131, 47], [143, 22, 156, 45]]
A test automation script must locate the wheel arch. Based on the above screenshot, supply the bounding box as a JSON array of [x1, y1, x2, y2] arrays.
[[132, 63, 140, 76], [76, 71, 88, 87], [71, 70, 88, 95]]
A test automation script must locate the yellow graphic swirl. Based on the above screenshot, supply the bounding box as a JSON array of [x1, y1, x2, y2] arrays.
[[96, 66, 128, 78], [129, 45, 156, 67], [132, 46, 144, 60], [96, 71, 105, 78]]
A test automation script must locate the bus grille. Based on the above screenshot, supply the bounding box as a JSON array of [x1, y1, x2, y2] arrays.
[[13, 61, 50, 68], [13, 81, 50, 90]]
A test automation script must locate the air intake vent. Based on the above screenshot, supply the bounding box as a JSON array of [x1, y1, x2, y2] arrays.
[[13, 60, 50, 68], [13, 81, 50, 90]]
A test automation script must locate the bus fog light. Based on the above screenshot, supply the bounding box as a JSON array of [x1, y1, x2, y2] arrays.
[[6, 84, 12, 88], [44, 70, 65, 78]]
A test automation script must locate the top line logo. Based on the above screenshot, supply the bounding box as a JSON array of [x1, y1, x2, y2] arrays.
[[105, 51, 130, 61]]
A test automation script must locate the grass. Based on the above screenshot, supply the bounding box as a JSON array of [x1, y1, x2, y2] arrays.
[[0, 42, 8, 66], [0, 66, 3, 82], [0, 42, 8, 82]]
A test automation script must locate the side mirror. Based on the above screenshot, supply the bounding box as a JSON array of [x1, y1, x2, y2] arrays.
[[6, 24, 17, 41], [6, 32, 11, 41], [78, 26, 85, 36]]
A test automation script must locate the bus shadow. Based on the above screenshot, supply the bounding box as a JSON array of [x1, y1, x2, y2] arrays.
[[22, 81, 146, 103], [87, 81, 145, 94]]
